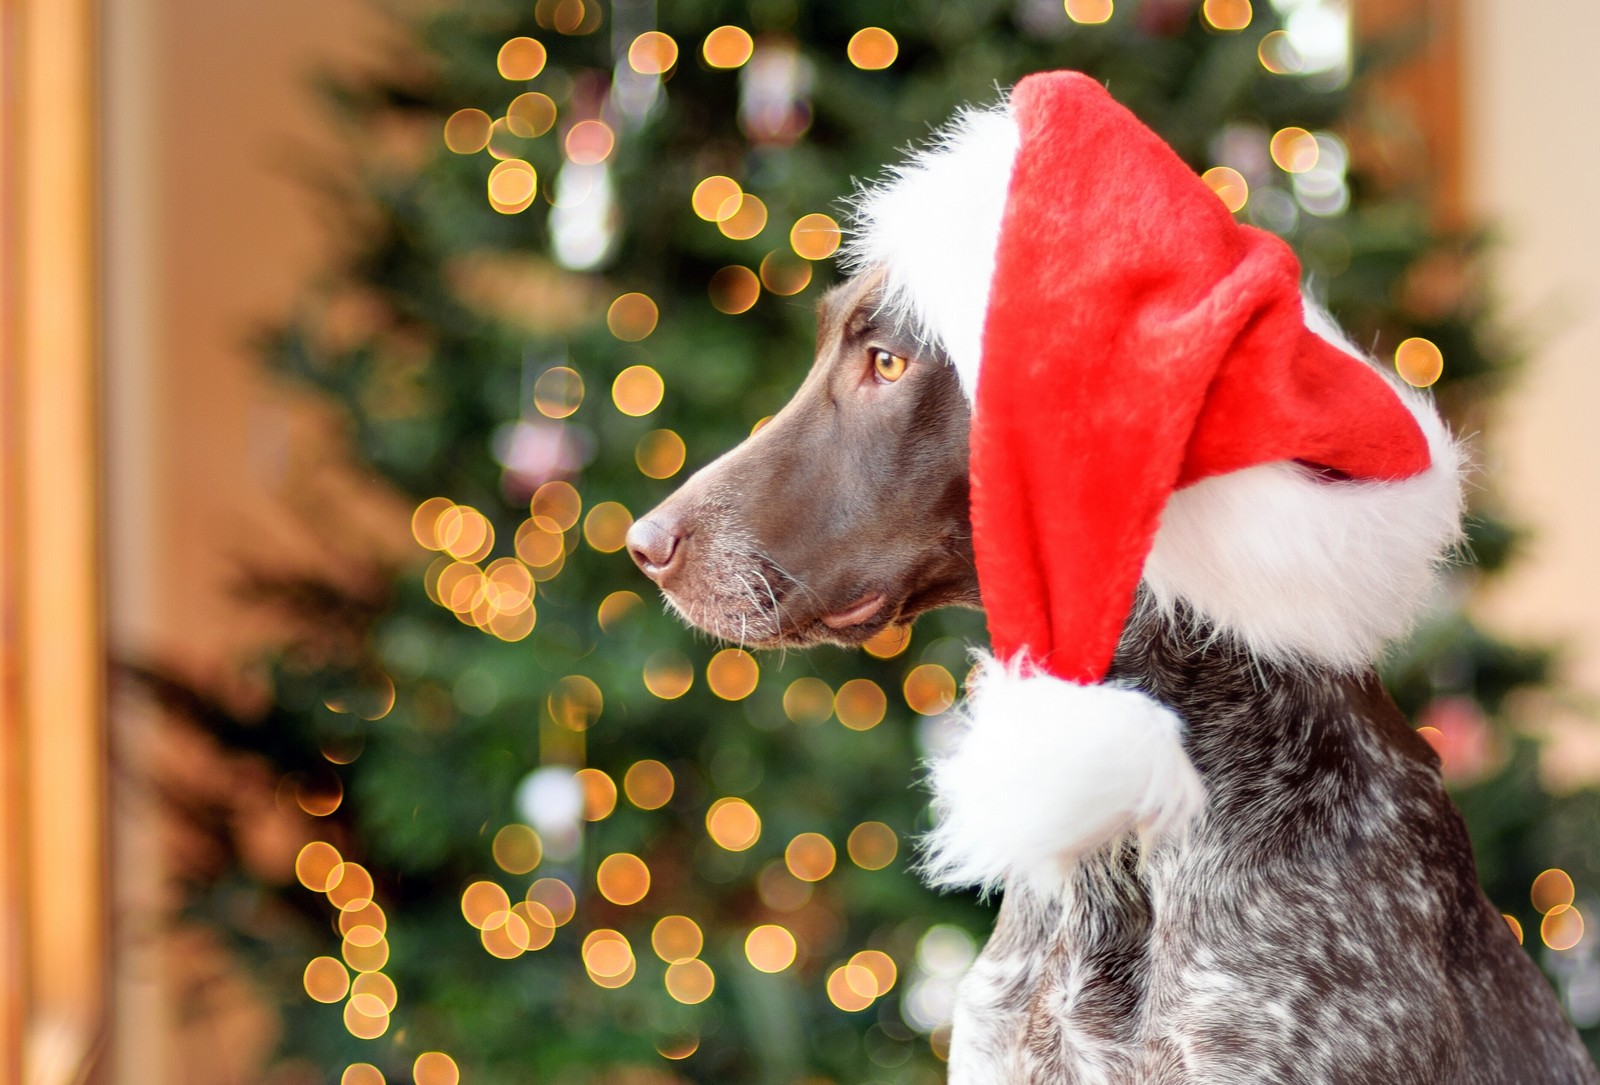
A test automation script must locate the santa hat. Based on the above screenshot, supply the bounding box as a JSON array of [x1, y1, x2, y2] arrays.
[[848, 71, 1464, 898]]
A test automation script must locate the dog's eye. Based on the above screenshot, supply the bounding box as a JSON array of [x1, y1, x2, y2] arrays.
[[871, 348, 907, 383]]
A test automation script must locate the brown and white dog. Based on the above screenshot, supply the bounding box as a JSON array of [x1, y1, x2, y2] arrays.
[[626, 96, 1599, 1083]]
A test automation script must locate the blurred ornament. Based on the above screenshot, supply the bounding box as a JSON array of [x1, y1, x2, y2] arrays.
[[516, 767, 584, 861], [739, 39, 813, 147], [1416, 696, 1496, 783], [551, 160, 618, 270]]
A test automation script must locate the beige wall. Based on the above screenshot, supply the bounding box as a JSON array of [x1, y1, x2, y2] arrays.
[[1465, 0, 1600, 788]]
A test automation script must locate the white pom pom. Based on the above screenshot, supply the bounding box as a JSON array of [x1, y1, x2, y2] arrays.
[[922, 658, 1205, 898]]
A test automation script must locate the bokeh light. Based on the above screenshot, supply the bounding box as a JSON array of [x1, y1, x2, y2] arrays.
[[628, 31, 678, 75], [583, 929, 636, 988], [758, 862, 813, 912], [706, 797, 761, 851], [531, 480, 582, 532], [573, 767, 618, 820], [783, 677, 834, 725], [527, 878, 577, 925], [847, 821, 898, 870], [706, 648, 759, 700], [624, 759, 675, 809], [492, 824, 543, 875], [598, 590, 643, 632], [341, 1065, 384, 1085], [903, 663, 956, 716], [410, 497, 454, 549], [1202, 0, 1252, 31], [1543, 905, 1585, 951], [1504, 913, 1525, 944], [583, 501, 633, 553], [507, 92, 557, 137], [665, 958, 714, 1004], [759, 250, 813, 296], [515, 520, 565, 572], [1532, 868, 1577, 913], [1269, 127, 1319, 173], [304, 956, 350, 1003], [512, 901, 557, 950], [565, 119, 615, 164], [327, 863, 375, 911], [612, 364, 665, 416], [703, 25, 754, 69], [691, 175, 742, 222], [635, 428, 687, 479], [596, 852, 651, 905], [488, 159, 538, 214], [850, 949, 897, 995], [863, 625, 911, 659], [745, 924, 798, 973], [339, 902, 386, 937], [789, 213, 841, 260], [1258, 30, 1302, 75], [785, 832, 836, 882], [717, 194, 767, 240], [847, 28, 898, 70], [461, 880, 511, 929], [341, 931, 389, 973], [652, 915, 704, 962], [497, 36, 547, 80], [1201, 166, 1249, 213], [482, 910, 532, 959], [343, 998, 389, 1040], [533, 366, 584, 418], [835, 678, 887, 731], [657, 1034, 700, 1060], [826, 963, 876, 1011], [709, 265, 761, 314], [352, 971, 397, 1013], [443, 109, 492, 154], [1395, 337, 1444, 388], [607, 292, 658, 341], [1065, 0, 1113, 24], [549, 674, 603, 731], [644, 650, 694, 699], [413, 1052, 459, 1085]]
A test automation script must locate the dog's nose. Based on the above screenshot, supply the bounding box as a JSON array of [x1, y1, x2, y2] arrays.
[[626, 516, 684, 584]]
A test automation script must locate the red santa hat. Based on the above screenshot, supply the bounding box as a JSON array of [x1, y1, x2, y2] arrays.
[[849, 71, 1464, 897]]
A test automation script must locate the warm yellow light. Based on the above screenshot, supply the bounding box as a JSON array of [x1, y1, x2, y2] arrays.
[[835, 678, 887, 731], [341, 1064, 385, 1085], [635, 429, 687, 479], [515, 520, 564, 571], [1394, 337, 1444, 388], [351, 971, 397, 1013], [706, 648, 760, 700], [783, 677, 834, 725], [664, 958, 715, 1004], [488, 159, 538, 214], [1504, 913, 1524, 945], [512, 901, 557, 950], [717, 194, 768, 240], [849, 949, 897, 995], [296, 841, 343, 892], [565, 119, 615, 165], [498, 36, 548, 80], [606, 292, 659, 341], [443, 109, 493, 154], [709, 266, 761, 315], [582, 501, 633, 553], [341, 933, 389, 973], [596, 852, 652, 906], [531, 480, 582, 532], [789, 213, 841, 260], [1202, 0, 1252, 31], [492, 824, 543, 875], [533, 365, 584, 418], [548, 674, 604, 731], [691, 175, 742, 222], [598, 590, 643, 632], [612, 364, 665, 416], [1258, 30, 1302, 75], [847, 27, 898, 70], [628, 31, 678, 75], [703, 25, 754, 69], [903, 663, 957, 716], [343, 999, 389, 1040], [706, 797, 761, 851], [481, 911, 531, 959], [1543, 905, 1585, 951], [1065, 0, 1114, 25], [847, 821, 899, 871], [785, 832, 837, 882], [745, 924, 799, 973], [461, 880, 511, 929], [1269, 127, 1319, 173], [624, 758, 675, 809], [656, 1034, 701, 1060], [826, 963, 876, 1011], [410, 497, 455, 549], [652, 915, 704, 963], [573, 767, 618, 821], [303, 955, 350, 1003], [759, 250, 813, 296], [506, 92, 557, 137], [327, 863, 375, 911], [1532, 868, 1577, 914], [757, 862, 813, 912], [436, 504, 494, 562], [643, 650, 694, 699], [863, 625, 911, 659], [527, 878, 576, 926], [582, 929, 636, 986], [339, 902, 386, 937], [1200, 166, 1249, 213], [413, 1052, 460, 1085]]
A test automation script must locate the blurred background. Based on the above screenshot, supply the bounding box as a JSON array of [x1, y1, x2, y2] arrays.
[[3, 0, 1599, 1082]]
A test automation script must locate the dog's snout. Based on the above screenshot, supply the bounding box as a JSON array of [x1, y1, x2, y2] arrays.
[[626, 516, 684, 584]]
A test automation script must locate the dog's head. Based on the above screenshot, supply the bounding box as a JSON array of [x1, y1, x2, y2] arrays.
[[625, 271, 979, 648]]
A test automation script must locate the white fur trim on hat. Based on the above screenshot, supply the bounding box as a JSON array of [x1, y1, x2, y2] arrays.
[[922, 656, 1206, 898], [848, 103, 1467, 674]]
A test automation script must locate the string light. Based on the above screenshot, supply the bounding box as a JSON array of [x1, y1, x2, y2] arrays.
[[606, 292, 658, 341], [1201, 166, 1249, 213], [573, 767, 618, 820], [548, 675, 603, 731], [863, 625, 911, 659], [531, 480, 582, 532], [783, 677, 834, 725], [443, 109, 492, 154], [624, 759, 675, 809], [1065, 0, 1113, 25], [1269, 127, 1318, 173], [526, 878, 577, 925], [903, 664, 956, 715], [596, 852, 651, 905], [1394, 337, 1444, 388], [634, 429, 687, 479], [703, 26, 754, 69], [717, 194, 768, 240], [492, 824, 543, 875], [498, 37, 547, 80], [789, 213, 840, 260], [1532, 868, 1577, 913], [340, 1065, 384, 1085], [744, 924, 798, 972], [652, 915, 704, 962], [664, 958, 714, 1003], [847, 821, 899, 870], [847, 28, 898, 70], [413, 1052, 460, 1085], [612, 365, 665, 416], [706, 648, 759, 700], [709, 266, 761, 314], [1202, 0, 1252, 31], [706, 797, 761, 851], [533, 366, 584, 418], [507, 92, 557, 137], [759, 250, 812, 296], [643, 651, 694, 699], [834, 678, 887, 730], [628, 31, 678, 75], [597, 590, 643, 632], [304, 956, 350, 1003], [691, 175, 742, 221], [785, 832, 836, 882], [565, 119, 615, 165]]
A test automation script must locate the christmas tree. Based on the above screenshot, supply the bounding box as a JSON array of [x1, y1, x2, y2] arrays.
[[140, 0, 1600, 1080]]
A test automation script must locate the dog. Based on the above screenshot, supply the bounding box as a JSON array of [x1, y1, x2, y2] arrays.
[[626, 264, 1599, 1083]]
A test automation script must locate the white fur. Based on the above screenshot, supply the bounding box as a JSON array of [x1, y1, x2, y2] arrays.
[[845, 103, 1018, 399], [848, 100, 1467, 673], [923, 655, 1206, 899]]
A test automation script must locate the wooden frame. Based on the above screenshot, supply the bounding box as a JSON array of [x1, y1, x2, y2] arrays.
[[0, 0, 107, 1082]]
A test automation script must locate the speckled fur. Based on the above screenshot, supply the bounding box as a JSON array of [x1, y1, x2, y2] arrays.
[[949, 593, 1599, 1085]]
